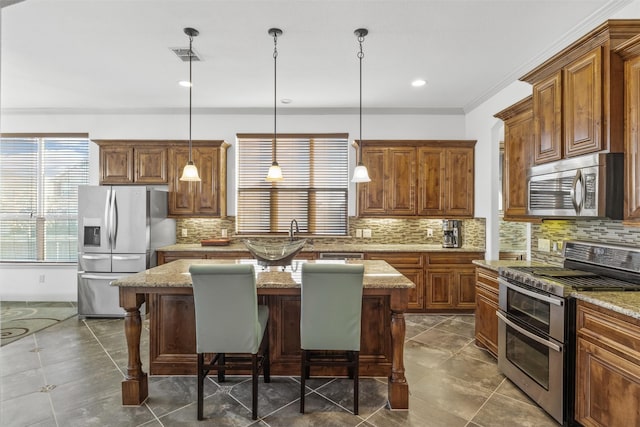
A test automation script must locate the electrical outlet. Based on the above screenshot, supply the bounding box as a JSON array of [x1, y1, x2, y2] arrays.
[[426, 228, 433, 237], [39, 274, 45, 283], [538, 238, 551, 252], [181, 228, 188, 237], [363, 229, 372, 238], [221, 229, 228, 238], [355, 229, 363, 238]]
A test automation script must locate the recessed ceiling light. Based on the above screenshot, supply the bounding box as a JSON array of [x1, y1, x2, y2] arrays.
[[179, 80, 192, 87], [411, 79, 427, 87], [281, 98, 292, 104]]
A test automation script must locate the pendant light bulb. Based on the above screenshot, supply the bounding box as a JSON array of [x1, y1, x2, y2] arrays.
[[351, 28, 371, 184], [266, 28, 284, 182], [179, 27, 201, 183]]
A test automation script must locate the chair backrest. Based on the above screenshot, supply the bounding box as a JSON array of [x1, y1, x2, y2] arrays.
[[189, 264, 261, 354], [300, 263, 365, 351]]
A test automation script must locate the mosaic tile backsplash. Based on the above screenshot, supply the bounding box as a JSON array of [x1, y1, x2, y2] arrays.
[[530, 219, 640, 265], [176, 217, 487, 248]]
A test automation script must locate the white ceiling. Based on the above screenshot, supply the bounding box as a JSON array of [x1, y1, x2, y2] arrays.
[[0, 0, 633, 115]]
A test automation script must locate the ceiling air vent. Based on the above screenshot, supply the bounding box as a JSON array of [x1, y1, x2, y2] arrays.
[[171, 47, 201, 62]]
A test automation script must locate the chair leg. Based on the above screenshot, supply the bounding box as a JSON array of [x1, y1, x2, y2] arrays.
[[300, 349, 306, 413], [252, 353, 259, 420], [217, 353, 225, 383], [197, 353, 204, 420], [353, 351, 359, 415], [263, 332, 271, 383]]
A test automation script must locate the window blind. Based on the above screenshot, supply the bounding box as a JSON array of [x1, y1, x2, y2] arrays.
[[236, 134, 348, 235], [0, 136, 89, 262]]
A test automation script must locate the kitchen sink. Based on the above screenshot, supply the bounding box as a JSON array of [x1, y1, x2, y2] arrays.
[[243, 239, 307, 267]]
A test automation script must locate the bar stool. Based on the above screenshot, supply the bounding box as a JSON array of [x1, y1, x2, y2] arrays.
[[189, 264, 270, 420], [299, 263, 364, 414]]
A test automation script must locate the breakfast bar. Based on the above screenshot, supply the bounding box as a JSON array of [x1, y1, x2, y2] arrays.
[[112, 258, 414, 409]]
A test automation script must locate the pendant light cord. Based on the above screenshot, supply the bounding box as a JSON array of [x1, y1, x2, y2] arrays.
[[273, 31, 278, 164], [357, 32, 365, 165], [188, 33, 194, 163]]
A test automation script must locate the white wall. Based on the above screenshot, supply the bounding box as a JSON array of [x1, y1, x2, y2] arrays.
[[0, 111, 466, 301]]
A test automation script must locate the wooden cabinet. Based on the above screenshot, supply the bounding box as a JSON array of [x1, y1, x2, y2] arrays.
[[495, 96, 536, 220], [358, 145, 416, 216], [96, 140, 169, 184], [366, 252, 425, 311], [615, 34, 640, 222], [424, 252, 483, 312], [167, 141, 230, 218], [357, 140, 475, 218], [474, 265, 499, 357], [520, 21, 637, 165], [575, 300, 640, 426]]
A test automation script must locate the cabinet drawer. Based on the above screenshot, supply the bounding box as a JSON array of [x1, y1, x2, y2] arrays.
[[476, 267, 498, 292], [427, 252, 483, 265], [365, 252, 424, 268]]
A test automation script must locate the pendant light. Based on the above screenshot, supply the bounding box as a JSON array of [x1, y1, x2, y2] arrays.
[[351, 28, 371, 183], [265, 28, 284, 182], [179, 27, 201, 182]]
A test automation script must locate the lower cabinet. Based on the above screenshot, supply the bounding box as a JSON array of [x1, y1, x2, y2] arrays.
[[474, 265, 499, 357], [425, 252, 483, 312], [575, 300, 640, 426]]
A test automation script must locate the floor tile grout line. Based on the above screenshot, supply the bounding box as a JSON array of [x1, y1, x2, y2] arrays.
[[32, 332, 60, 427]]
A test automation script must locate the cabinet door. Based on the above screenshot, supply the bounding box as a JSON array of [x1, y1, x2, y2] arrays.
[[533, 72, 563, 164], [359, 147, 387, 215], [475, 286, 498, 356], [564, 47, 602, 158], [455, 268, 476, 309], [100, 146, 134, 184], [135, 147, 167, 183], [445, 147, 474, 217], [426, 269, 453, 309], [168, 147, 196, 215], [387, 147, 417, 215], [625, 55, 640, 221], [417, 147, 445, 216], [504, 105, 534, 218], [192, 146, 220, 215]]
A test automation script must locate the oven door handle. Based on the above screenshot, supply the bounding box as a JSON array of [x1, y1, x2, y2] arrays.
[[500, 279, 564, 306], [496, 311, 562, 353]]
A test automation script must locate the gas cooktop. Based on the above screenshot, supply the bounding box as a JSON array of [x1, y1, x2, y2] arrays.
[[504, 266, 640, 292]]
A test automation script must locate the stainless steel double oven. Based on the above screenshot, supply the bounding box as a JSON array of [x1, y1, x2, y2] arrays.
[[497, 274, 566, 424]]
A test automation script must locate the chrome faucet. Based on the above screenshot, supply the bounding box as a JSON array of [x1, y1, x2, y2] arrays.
[[289, 219, 300, 241]]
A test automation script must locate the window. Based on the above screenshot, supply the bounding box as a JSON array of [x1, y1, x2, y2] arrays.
[[0, 135, 89, 262], [236, 133, 348, 235]]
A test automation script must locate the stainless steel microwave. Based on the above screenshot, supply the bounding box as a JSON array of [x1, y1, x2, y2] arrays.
[[526, 153, 623, 219]]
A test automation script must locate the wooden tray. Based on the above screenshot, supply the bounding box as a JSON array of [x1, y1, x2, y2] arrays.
[[201, 238, 231, 246]]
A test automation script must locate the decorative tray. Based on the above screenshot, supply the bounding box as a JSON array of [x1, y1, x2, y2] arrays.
[[201, 238, 231, 246]]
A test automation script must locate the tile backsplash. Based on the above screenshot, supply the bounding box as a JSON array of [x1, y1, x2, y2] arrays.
[[176, 217, 486, 248]]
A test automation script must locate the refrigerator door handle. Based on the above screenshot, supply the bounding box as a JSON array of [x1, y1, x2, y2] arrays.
[[112, 255, 143, 261], [80, 273, 123, 281], [112, 190, 119, 248], [104, 188, 112, 249], [81, 254, 111, 260], [109, 189, 117, 248]]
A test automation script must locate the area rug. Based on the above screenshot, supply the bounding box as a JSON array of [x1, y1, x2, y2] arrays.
[[1, 302, 77, 346]]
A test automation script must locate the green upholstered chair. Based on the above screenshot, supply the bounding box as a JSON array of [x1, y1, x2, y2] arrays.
[[299, 263, 365, 415], [189, 264, 270, 421]]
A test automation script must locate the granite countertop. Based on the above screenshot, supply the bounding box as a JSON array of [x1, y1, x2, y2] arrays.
[[472, 259, 543, 272], [573, 291, 640, 320], [111, 259, 415, 290], [158, 242, 486, 253]]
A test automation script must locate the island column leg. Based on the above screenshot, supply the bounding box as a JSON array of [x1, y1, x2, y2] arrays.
[[120, 288, 148, 405], [388, 290, 409, 409]]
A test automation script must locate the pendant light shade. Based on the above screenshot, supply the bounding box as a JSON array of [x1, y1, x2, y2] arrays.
[[352, 28, 371, 183], [265, 28, 284, 182], [179, 27, 201, 182]]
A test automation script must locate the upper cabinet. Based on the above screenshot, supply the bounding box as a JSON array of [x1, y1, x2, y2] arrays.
[[615, 34, 640, 223], [357, 140, 475, 218], [495, 96, 535, 221], [520, 20, 640, 165], [95, 140, 229, 218]]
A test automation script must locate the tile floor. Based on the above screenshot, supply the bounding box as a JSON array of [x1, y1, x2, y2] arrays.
[[0, 313, 559, 427]]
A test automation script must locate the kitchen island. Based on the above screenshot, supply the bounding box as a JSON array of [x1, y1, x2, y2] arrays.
[[112, 258, 414, 409]]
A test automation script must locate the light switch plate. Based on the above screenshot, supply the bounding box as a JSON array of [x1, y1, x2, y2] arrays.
[[355, 229, 363, 238], [538, 238, 550, 252], [181, 228, 188, 237], [363, 229, 372, 238]]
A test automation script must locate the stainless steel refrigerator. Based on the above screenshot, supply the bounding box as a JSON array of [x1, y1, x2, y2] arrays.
[[77, 185, 175, 318]]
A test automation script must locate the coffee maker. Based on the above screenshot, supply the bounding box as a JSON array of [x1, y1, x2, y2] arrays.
[[442, 220, 462, 248]]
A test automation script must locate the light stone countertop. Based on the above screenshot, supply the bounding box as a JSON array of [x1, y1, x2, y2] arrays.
[[158, 242, 486, 253], [572, 291, 640, 320], [472, 259, 544, 272], [111, 259, 415, 290]]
